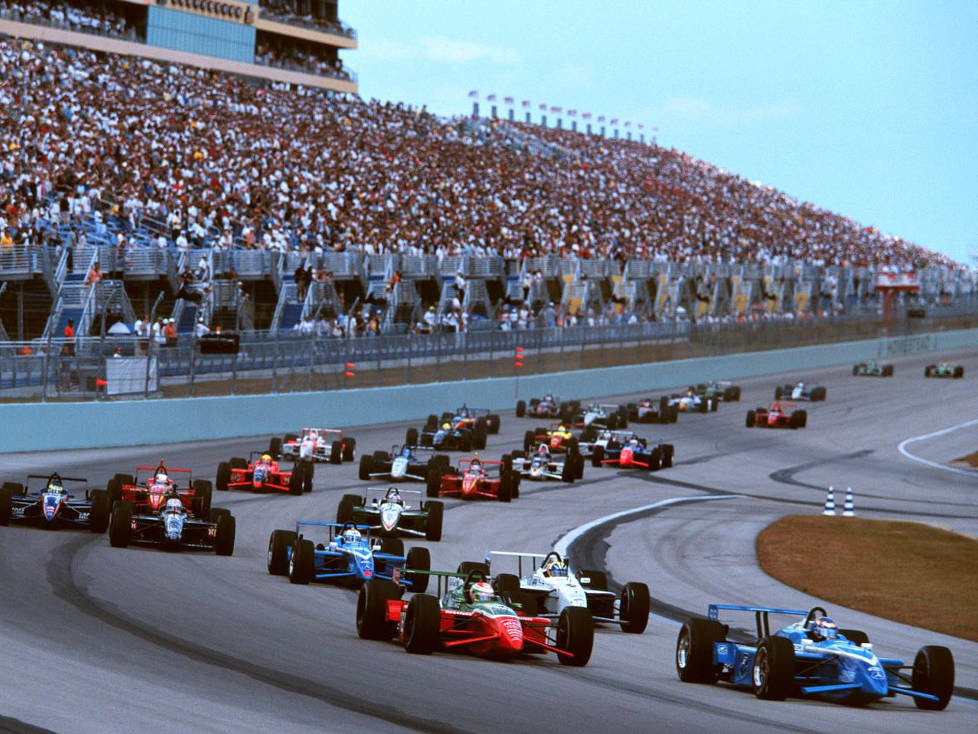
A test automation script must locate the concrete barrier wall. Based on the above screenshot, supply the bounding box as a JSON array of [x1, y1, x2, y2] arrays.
[[1, 329, 974, 453]]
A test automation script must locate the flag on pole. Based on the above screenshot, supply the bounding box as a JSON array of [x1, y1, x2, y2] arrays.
[[521, 99, 531, 108], [550, 105, 562, 113], [582, 112, 592, 120], [597, 115, 606, 122], [467, 90, 479, 98], [610, 118, 619, 125], [624, 121, 632, 127], [504, 96, 514, 104], [539, 103, 547, 111], [567, 109, 577, 117], [638, 123, 644, 130], [487, 94, 497, 102]]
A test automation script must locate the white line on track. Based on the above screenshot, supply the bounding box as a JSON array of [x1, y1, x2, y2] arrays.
[[897, 418, 978, 478], [553, 494, 741, 557]]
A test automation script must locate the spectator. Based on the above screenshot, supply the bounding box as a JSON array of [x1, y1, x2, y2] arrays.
[[62, 317, 75, 355]]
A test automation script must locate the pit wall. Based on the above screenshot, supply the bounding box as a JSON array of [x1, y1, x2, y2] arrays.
[[1, 329, 974, 453]]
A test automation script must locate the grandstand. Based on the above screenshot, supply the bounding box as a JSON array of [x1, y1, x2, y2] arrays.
[[0, 3, 973, 387]]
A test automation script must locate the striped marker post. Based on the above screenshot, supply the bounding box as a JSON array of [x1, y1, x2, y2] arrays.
[[822, 486, 836, 516], [842, 487, 855, 517]]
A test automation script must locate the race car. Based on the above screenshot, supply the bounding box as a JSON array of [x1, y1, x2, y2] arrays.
[[924, 362, 964, 378], [694, 381, 742, 402], [108, 497, 235, 555], [427, 456, 520, 502], [853, 361, 894, 377], [676, 603, 954, 709], [106, 463, 212, 519], [336, 487, 444, 541], [566, 403, 629, 430], [485, 550, 650, 633], [774, 381, 827, 401], [625, 397, 679, 424], [516, 394, 577, 420], [0, 473, 109, 532], [590, 434, 674, 470], [668, 387, 719, 413], [355, 564, 594, 666], [359, 445, 450, 483], [522, 423, 582, 455], [409, 414, 486, 451], [266, 521, 430, 589], [507, 446, 584, 482], [746, 402, 807, 429], [216, 452, 309, 495], [270, 428, 357, 464], [434, 405, 501, 434]]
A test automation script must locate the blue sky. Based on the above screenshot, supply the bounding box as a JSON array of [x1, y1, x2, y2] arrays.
[[341, 1, 977, 266]]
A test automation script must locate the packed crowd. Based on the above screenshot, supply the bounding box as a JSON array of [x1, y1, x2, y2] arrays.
[[254, 41, 349, 81], [0, 0, 134, 41], [258, 0, 355, 38]]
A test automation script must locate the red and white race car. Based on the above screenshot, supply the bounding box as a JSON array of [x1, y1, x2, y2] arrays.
[[745, 402, 807, 429], [106, 462, 212, 518], [216, 452, 309, 495], [270, 428, 356, 464], [426, 457, 520, 502]]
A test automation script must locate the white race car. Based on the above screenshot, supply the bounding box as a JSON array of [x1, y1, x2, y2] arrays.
[[485, 550, 650, 633], [507, 449, 584, 483], [667, 390, 718, 413]]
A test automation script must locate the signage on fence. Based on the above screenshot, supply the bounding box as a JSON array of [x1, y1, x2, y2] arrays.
[[106, 357, 155, 395]]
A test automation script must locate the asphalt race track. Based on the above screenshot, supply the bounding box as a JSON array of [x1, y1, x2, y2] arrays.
[[1, 347, 976, 734]]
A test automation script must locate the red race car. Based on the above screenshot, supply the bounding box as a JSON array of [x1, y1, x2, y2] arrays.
[[426, 457, 520, 502], [745, 402, 807, 429], [356, 566, 593, 666], [106, 462, 212, 518], [216, 452, 310, 495]]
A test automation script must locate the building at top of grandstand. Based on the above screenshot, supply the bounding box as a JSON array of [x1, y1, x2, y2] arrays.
[[0, 0, 357, 92]]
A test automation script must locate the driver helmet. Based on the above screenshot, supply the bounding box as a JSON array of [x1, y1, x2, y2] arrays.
[[542, 558, 568, 577], [154, 472, 169, 484], [628, 438, 640, 447], [342, 528, 362, 544], [470, 459, 482, 472], [537, 443, 550, 456], [468, 581, 494, 603], [261, 453, 272, 464], [557, 424, 567, 433], [441, 422, 451, 431], [164, 497, 183, 513], [810, 616, 838, 641], [459, 405, 469, 417], [387, 487, 401, 501], [46, 479, 65, 494], [402, 446, 413, 456]]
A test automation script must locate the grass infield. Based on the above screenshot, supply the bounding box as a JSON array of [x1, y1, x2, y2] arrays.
[[757, 515, 978, 641]]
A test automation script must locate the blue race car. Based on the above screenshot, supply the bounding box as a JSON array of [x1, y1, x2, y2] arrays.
[[266, 521, 430, 591], [676, 604, 954, 710]]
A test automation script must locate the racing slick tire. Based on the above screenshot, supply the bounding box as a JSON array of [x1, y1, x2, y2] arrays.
[[492, 573, 521, 605], [882, 364, 894, 376], [501, 453, 513, 475], [911, 645, 955, 710], [473, 424, 488, 450], [268, 436, 283, 458], [516, 400, 526, 417], [774, 386, 783, 400], [424, 501, 443, 542], [288, 538, 315, 584], [676, 618, 725, 683], [329, 441, 343, 465], [406, 427, 419, 447], [230, 457, 247, 470], [567, 437, 580, 454], [343, 437, 356, 462], [433, 454, 451, 471], [0, 489, 12, 525], [752, 635, 795, 700], [561, 459, 576, 483], [606, 413, 619, 430], [404, 593, 440, 654], [357, 579, 399, 641], [216, 462, 231, 492], [838, 629, 869, 646], [512, 472, 521, 499], [337, 494, 361, 524], [498, 473, 513, 503], [267, 530, 297, 575], [106, 477, 124, 508], [192, 480, 213, 516], [579, 569, 607, 591], [954, 366, 964, 378], [358, 454, 373, 481], [457, 561, 490, 577], [404, 547, 431, 593], [487, 414, 501, 433], [811, 386, 827, 401], [215, 513, 236, 556], [460, 433, 473, 452], [745, 410, 756, 428], [660, 444, 674, 469], [523, 430, 536, 453], [381, 537, 405, 557], [619, 582, 651, 634], [591, 445, 605, 467], [426, 466, 443, 498], [303, 461, 314, 493], [108, 501, 133, 548], [710, 397, 718, 412], [420, 432, 433, 446], [288, 463, 305, 495], [556, 607, 594, 667], [88, 490, 110, 533], [648, 448, 662, 472], [575, 453, 585, 479], [792, 410, 807, 429], [924, 365, 935, 377]]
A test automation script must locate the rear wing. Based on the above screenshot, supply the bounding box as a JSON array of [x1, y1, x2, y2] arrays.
[[296, 520, 372, 539], [365, 487, 423, 499], [485, 550, 549, 576], [300, 427, 343, 438], [708, 604, 810, 640], [135, 464, 193, 483], [25, 474, 88, 493]]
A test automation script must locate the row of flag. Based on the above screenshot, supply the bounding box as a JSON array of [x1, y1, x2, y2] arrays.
[[467, 90, 653, 130]]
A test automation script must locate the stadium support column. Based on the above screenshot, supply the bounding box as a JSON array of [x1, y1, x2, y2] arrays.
[[509, 108, 515, 121], [491, 104, 497, 118], [571, 121, 577, 132], [557, 117, 562, 129], [541, 114, 547, 127], [525, 112, 531, 123], [586, 123, 592, 135], [472, 102, 480, 118]]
